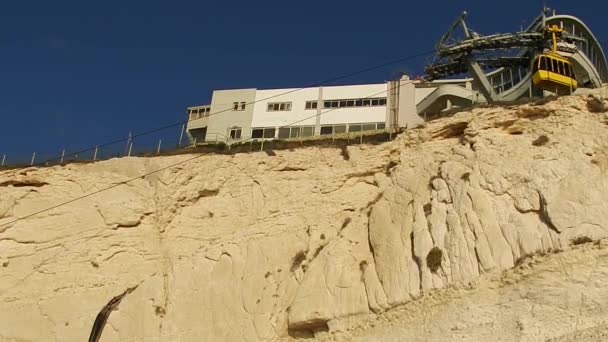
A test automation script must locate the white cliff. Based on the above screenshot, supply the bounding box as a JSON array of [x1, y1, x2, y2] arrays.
[[0, 90, 608, 341]]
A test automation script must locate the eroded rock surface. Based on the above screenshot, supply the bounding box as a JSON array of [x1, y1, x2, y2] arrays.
[[1, 89, 608, 341]]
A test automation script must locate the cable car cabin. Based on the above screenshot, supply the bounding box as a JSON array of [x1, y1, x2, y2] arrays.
[[532, 54, 577, 95]]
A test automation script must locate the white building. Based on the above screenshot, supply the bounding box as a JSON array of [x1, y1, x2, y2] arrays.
[[185, 76, 478, 143]]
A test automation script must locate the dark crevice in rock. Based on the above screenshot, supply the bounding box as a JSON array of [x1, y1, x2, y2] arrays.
[[340, 218, 352, 231], [366, 215, 379, 281], [426, 247, 443, 273], [88, 285, 138, 342], [347, 170, 379, 179], [428, 175, 442, 190], [312, 244, 325, 259], [383, 161, 398, 176], [364, 193, 384, 210], [0, 180, 48, 188], [410, 231, 423, 290], [586, 95, 608, 113], [288, 320, 329, 339], [423, 203, 432, 218], [277, 166, 307, 172], [339, 145, 350, 161], [290, 250, 307, 273], [431, 122, 469, 140], [198, 189, 219, 198], [516, 106, 554, 119], [532, 135, 550, 146], [536, 193, 560, 234]]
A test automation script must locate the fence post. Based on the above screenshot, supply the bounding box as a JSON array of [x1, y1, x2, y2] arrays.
[[93, 146, 98, 161], [126, 131, 132, 153], [193, 137, 197, 148], [157, 139, 162, 154], [360, 132, 363, 144], [261, 139, 264, 151], [30, 152, 36, 166], [126, 132, 133, 157], [178, 124, 185, 147], [1, 154, 5, 167], [60, 149, 65, 164]]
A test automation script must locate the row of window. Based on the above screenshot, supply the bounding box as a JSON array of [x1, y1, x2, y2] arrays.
[[233, 102, 247, 111], [322, 98, 387, 109], [188, 107, 211, 120], [320, 122, 385, 135], [192, 97, 389, 118], [305, 101, 318, 110], [245, 122, 386, 140], [533, 56, 575, 78], [267, 102, 292, 112], [265, 98, 388, 112], [251, 127, 284, 139]]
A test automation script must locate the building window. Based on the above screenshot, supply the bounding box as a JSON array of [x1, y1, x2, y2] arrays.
[[263, 128, 276, 138], [229, 128, 242, 139], [349, 124, 362, 132], [189, 108, 211, 120], [272, 126, 316, 139], [289, 127, 300, 138], [252, 129, 264, 139], [334, 125, 346, 134], [362, 124, 376, 131], [320, 125, 347, 135], [320, 126, 333, 135], [301, 127, 314, 137], [278, 127, 290, 139], [251, 127, 277, 139], [305, 101, 318, 110], [267, 102, 292, 112], [240, 102, 246, 110], [233, 102, 239, 111], [322, 97, 387, 109]]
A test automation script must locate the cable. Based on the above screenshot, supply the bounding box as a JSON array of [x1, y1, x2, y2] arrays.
[[0, 79, 416, 228], [21, 49, 434, 167]]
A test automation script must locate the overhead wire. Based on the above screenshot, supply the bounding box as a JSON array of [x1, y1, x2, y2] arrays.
[[0, 78, 418, 228], [21, 49, 434, 167]]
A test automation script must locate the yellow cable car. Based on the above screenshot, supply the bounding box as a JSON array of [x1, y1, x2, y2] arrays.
[[532, 25, 577, 94]]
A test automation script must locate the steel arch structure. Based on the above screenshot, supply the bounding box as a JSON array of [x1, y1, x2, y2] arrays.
[[419, 10, 607, 114]]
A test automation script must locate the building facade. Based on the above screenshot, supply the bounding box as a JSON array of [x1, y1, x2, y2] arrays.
[[185, 76, 424, 143]]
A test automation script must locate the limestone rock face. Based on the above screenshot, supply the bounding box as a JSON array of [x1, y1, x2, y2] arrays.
[[1, 89, 608, 341]]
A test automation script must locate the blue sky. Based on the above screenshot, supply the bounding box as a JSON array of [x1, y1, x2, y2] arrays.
[[0, 0, 605, 162]]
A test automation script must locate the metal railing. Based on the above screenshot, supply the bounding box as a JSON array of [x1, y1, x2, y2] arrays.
[[0, 124, 401, 170]]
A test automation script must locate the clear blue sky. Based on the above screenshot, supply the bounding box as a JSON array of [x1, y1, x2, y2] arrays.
[[0, 0, 605, 162]]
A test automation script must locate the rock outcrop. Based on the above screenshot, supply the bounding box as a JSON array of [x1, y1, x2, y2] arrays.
[[1, 89, 608, 341]]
